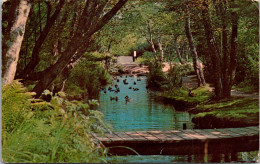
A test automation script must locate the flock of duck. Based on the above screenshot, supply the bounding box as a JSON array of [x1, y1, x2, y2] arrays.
[[101, 75, 142, 103]]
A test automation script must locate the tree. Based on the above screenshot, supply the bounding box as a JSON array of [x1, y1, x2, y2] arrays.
[[2, 0, 31, 85], [200, 0, 239, 99], [18, 0, 65, 79], [184, 0, 206, 87], [31, 0, 129, 97]]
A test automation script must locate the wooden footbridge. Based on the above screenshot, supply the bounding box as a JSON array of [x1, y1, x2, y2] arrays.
[[96, 126, 259, 155]]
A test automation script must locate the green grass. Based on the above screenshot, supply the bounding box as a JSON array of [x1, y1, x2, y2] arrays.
[[161, 84, 213, 105], [191, 98, 259, 128], [232, 83, 259, 93]]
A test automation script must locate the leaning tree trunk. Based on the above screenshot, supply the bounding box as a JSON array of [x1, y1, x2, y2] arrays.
[[201, 1, 223, 99], [184, 1, 206, 87], [32, 0, 128, 97], [146, 20, 159, 62], [19, 0, 65, 79], [2, 0, 31, 85]]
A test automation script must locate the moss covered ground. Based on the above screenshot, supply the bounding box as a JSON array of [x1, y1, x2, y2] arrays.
[[159, 84, 259, 129], [191, 97, 259, 128]]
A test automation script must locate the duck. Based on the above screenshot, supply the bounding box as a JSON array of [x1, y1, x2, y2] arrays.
[[137, 78, 141, 81], [125, 96, 132, 103], [188, 89, 196, 97], [133, 88, 139, 91], [133, 81, 136, 85], [115, 96, 118, 101], [129, 87, 132, 89], [117, 79, 120, 82], [104, 90, 107, 94]]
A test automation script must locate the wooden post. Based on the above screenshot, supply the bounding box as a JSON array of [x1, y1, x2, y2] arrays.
[[204, 140, 209, 162]]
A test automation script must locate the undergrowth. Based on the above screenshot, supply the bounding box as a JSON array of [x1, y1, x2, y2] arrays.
[[2, 81, 111, 163], [161, 84, 213, 104], [191, 98, 259, 128]]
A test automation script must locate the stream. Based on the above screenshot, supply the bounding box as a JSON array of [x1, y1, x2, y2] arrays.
[[97, 75, 258, 163]]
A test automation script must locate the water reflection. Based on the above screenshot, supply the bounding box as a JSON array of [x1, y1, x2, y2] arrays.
[[97, 76, 194, 131], [107, 151, 259, 163]]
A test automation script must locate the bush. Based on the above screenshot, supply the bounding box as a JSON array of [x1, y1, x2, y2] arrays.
[[2, 81, 110, 163], [65, 59, 111, 100], [167, 63, 194, 88], [147, 62, 169, 91]]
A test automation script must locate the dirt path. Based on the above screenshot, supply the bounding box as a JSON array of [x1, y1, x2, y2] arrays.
[[183, 75, 259, 99], [117, 57, 258, 99], [117, 56, 171, 75]]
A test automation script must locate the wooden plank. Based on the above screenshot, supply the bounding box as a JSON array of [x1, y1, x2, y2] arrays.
[[226, 128, 253, 136], [146, 131, 173, 142], [136, 131, 162, 141], [245, 126, 259, 132], [164, 130, 198, 140], [182, 129, 209, 140], [98, 137, 111, 142], [238, 127, 259, 134], [114, 132, 136, 141], [228, 128, 258, 136], [214, 129, 241, 138], [193, 129, 222, 139], [124, 131, 148, 141], [161, 131, 183, 141], [104, 133, 124, 141]]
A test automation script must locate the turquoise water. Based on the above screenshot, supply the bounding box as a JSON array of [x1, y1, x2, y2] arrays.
[[97, 75, 193, 132], [97, 75, 259, 163]]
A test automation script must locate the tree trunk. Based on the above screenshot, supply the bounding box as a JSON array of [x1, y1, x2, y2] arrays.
[[32, 0, 128, 97], [216, 1, 230, 97], [184, 0, 206, 87], [146, 20, 158, 62], [158, 38, 164, 62], [226, 4, 239, 98], [19, 0, 65, 79], [201, 1, 223, 99], [2, 0, 31, 85], [174, 37, 184, 64]]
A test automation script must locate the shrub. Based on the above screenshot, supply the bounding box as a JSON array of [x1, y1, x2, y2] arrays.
[[2, 81, 110, 163], [147, 62, 169, 91], [65, 59, 111, 100]]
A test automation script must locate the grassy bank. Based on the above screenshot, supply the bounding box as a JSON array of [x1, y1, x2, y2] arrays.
[[2, 81, 110, 163], [159, 85, 213, 110], [191, 97, 259, 129], [159, 84, 258, 129]]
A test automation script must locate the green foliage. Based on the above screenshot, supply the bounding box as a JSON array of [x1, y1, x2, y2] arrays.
[[147, 62, 169, 91], [2, 81, 34, 135], [167, 63, 194, 88], [65, 58, 111, 100], [2, 81, 110, 163], [161, 85, 213, 105], [136, 51, 155, 64]]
